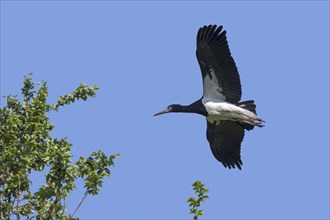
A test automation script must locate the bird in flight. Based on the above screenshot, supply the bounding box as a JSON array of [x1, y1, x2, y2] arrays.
[[154, 25, 265, 170]]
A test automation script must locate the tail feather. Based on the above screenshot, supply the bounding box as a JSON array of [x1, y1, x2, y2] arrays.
[[238, 100, 256, 114], [239, 122, 254, 131], [237, 100, 257, 131]]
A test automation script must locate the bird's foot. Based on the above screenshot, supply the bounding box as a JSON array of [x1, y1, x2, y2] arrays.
[[254, 119, 265, 128]]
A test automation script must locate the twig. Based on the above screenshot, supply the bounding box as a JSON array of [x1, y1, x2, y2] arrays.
[[71, 191, 88, 218]]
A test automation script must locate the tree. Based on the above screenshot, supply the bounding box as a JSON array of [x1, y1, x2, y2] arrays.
[[187, 180, 209, 220], [0, 74, 119, 219]]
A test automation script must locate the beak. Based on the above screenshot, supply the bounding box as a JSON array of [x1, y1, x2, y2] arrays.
[[154, 108, 170, 116]]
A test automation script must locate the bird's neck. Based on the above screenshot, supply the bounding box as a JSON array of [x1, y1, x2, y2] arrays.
[[173, 100, 208, 116]]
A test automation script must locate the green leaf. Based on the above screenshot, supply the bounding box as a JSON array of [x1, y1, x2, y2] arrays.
[[197, 210, 204, 216], [35, 187, 56, 198], [0, 74, 119, 219], [91, 84, 100, 90]]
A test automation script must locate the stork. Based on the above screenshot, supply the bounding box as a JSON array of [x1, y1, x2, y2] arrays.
[[154, 25, 264, 169]]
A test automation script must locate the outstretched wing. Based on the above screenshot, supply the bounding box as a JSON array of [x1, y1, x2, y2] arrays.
[[206, 120, 245, 169], [196, 25, 242, 104]]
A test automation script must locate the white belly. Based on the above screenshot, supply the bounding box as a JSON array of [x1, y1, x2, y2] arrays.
[[203, 101, 256, 122]]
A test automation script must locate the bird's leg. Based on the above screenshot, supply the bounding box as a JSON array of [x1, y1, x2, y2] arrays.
[[254, 118, 265, 127], [241, 117, 265, 128], [255, 117, 265, 123], [255, 122, 264, 128]]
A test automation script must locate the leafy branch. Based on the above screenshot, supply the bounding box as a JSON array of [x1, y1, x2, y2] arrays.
[[187, 180, 209, 220], [0, 74, 119, 219]]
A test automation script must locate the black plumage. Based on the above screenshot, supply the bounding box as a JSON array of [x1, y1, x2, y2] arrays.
[[155, 25, 264, 170], [196, 25, 242, 104]]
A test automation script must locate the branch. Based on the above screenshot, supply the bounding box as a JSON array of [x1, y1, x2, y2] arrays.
[[70, 191, 88, 219]]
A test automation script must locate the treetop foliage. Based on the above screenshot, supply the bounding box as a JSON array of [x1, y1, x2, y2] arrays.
[[0, 74, 119, 219]]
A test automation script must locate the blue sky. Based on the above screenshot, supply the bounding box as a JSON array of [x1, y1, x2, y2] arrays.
[[1, 1, 329, 219]]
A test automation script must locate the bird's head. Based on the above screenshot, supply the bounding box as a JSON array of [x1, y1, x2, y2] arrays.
[[154, 104, 182, 116]]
